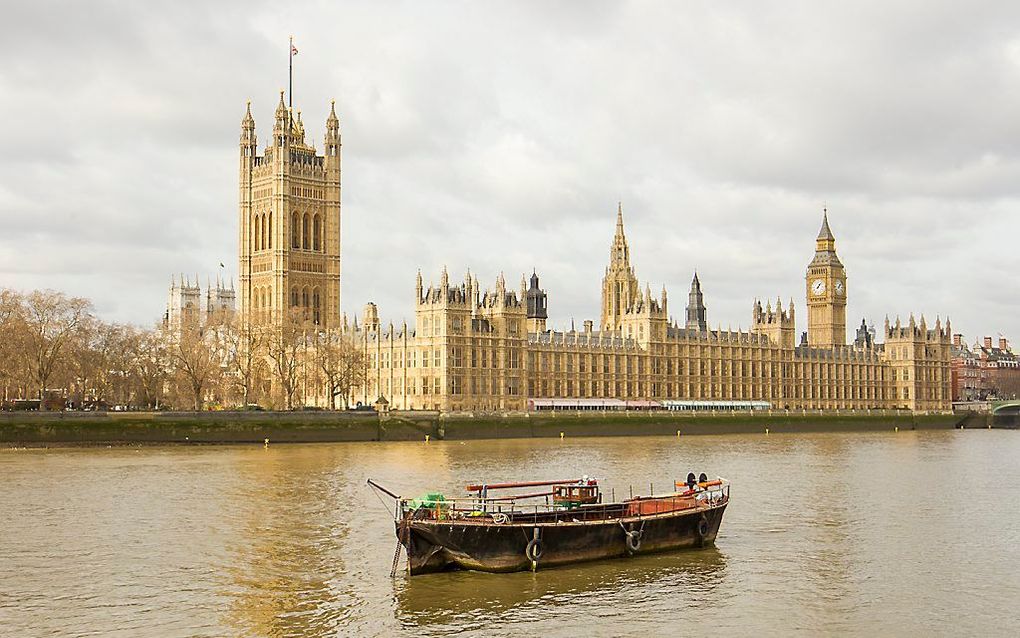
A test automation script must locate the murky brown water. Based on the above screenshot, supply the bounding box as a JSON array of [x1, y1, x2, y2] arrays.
[[2, 429, 1019, 637]]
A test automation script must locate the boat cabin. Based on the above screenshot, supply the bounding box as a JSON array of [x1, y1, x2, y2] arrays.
[[553, 483, 601, 508]]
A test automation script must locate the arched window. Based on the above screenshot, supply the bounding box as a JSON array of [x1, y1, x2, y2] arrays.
[[253, 215, 261, 251], [302, 214, 310, 250], [301, 286, 309, 308], [260, 213, 267, 251], [312, 214, 321, 251], [312, 288, 321, 325], [292, 212, 300, 249], [290, 287, 299, 308], [267, 212, 273, 249]]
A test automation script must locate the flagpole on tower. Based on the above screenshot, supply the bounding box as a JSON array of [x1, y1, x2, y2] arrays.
[[288, 35, 294, 108]]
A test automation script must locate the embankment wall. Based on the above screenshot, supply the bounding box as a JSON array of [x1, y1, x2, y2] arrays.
[[0, 410, 966, 446]]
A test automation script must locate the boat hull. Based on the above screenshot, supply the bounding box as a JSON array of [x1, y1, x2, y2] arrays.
[[399, 502, 727, 575]]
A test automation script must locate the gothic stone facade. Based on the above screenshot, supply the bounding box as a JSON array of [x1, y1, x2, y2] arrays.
[[350, 210, 951, 414]]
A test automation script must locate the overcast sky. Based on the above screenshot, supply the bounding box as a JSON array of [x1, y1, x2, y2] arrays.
[[1, 1, 1018, 342]]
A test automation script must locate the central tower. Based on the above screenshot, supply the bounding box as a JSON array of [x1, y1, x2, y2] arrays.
[[600, 204, 639, 332], [805, 210, 847, 348], [238, 92, 342, 328]]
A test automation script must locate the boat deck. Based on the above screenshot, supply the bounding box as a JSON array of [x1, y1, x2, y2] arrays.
[[407, 492, 726, 526]]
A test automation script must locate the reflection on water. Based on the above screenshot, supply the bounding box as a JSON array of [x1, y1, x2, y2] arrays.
[[220, 450, 353, 637], [396, 547, 727, 630], [2, 430, 1020, 636]]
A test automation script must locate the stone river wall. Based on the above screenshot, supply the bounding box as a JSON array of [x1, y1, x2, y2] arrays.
[[0, 409, 967, 446]]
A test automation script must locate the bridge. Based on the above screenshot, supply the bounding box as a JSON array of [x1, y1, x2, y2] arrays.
[[991, 401, 1020, 416]]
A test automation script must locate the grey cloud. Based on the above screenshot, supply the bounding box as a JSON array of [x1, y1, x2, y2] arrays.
[[1, 0, 1017, 342]]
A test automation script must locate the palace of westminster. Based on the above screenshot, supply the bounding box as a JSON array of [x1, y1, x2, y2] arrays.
[[166, 88, 952, 414]]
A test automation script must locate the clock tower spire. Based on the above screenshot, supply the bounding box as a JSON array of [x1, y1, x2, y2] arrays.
[[805, 208, 847, 348]]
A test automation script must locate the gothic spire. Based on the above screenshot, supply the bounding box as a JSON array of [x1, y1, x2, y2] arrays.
[[817, 208, 835, 242], [610, 202, 630, 266], [275, 90, 287, 118], [686, 270, 708, 332], [273, 90, 289, 140]]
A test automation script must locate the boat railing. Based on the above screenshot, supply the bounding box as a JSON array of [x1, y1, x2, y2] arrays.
[[396, 478, 729, 524]]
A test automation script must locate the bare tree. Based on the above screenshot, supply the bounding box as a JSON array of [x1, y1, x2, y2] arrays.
[[311, 328, 367, 409], [20, 290, 91, 407], [129, 328, 169, 409], [267, 309, 307, 410], [223, 316, 267, 408], [0, 289, 24, 400], [67, 316, 129, 407], [102, 324, 138, 407], [167, 325, 221, 411]]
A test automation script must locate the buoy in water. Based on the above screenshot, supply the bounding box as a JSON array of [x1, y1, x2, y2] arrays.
[[425, 434, 430, 442], [560, 432, 564, 439], [263, 438, 269, 447]]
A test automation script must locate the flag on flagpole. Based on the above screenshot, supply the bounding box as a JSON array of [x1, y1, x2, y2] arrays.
[[291, 42, 299, 57]]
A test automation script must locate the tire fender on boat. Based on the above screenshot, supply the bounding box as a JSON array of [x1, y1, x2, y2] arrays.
[[620, 521, 644, 554], [525, 527, 543, 562], [697, 514, 710, 541]]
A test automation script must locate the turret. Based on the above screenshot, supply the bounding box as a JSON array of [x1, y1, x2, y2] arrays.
[[686, 272, 708, 332], [362, 302, 380, 332], [853, 318, 874, 349], [752, 295, 796, 349], [273, 90, 288, 146], [526, 270, 548, 333], [240, 101, 257, 157]]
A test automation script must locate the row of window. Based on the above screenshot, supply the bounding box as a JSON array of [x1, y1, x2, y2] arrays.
[[250, 211, 327, 253], [367, 376, 523, 399], [418, 315, 520, 336], [290, 286, 322, 325], [523, 379, 913, 402], [525, 351, 893, 381], [369, 347, 524, 370]]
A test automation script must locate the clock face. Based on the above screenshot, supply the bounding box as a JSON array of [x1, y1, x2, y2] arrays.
[[835, 280, 844, 295], [811, 279, 826, 296]]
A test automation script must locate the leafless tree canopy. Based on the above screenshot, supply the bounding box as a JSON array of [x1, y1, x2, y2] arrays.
[[0, 287, 367, 412]]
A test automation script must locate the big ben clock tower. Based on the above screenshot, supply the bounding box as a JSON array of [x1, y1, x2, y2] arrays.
[[805, 210, 847, 348]]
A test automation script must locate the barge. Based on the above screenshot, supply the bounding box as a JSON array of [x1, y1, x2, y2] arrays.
[[370, 473, 729, 575]]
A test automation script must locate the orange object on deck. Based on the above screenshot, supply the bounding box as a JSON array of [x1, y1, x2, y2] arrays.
[[674, 479, 723, 491], [626, 495, 697, 516]]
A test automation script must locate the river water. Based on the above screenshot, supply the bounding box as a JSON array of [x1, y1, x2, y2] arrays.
[[2, 430, 1019, 637]]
